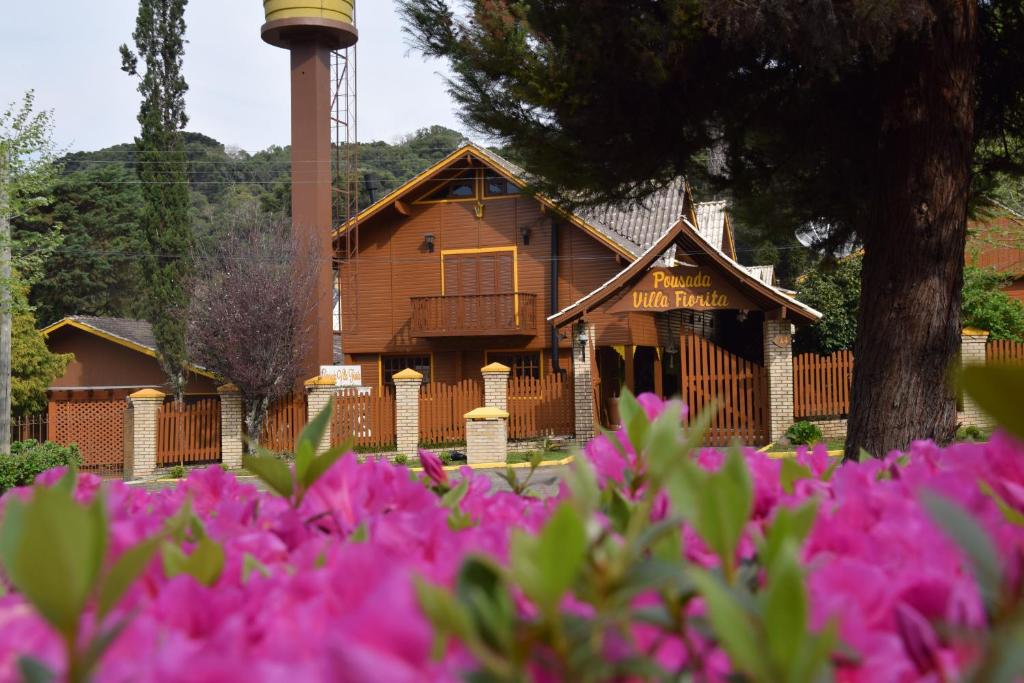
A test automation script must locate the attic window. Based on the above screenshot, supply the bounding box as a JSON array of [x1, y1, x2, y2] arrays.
[[485, 174, 521, 197], [424, 169, 477, 201]]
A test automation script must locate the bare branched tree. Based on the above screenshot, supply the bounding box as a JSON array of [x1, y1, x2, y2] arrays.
[[188, 207, 319, 444]]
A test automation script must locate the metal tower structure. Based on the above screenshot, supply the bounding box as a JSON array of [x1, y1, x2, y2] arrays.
[[331, 42, 358, 342]]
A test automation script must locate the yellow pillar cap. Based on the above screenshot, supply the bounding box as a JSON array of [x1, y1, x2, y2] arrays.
[[481, 362, 512, 374], [305, 376, 338, 386], [464, 407, 509, 420], [962, 327, 990, 336], [392, 368, 424, 381], [217, 383, 240, 393], [129, 388, 166, 399]]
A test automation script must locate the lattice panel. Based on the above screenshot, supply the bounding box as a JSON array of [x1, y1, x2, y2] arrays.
[[53, 398, 126, 470]]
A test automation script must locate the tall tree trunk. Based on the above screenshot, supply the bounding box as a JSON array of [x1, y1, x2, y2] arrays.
[[0, 156, 10, 456], [845, 0, 977, 460]]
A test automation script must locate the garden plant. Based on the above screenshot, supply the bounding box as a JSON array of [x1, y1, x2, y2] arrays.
[[0, 373, 1022, 680]]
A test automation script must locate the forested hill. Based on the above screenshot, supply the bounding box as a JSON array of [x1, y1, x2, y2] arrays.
[[17, 126, 466, 325]]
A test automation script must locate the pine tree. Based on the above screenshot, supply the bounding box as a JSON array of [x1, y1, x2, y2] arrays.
[[399, 0, 1024, 459], [120, 0, 192, 401]]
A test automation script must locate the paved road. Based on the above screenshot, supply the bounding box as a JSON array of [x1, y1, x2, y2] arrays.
[[133, 464, 570, 498]]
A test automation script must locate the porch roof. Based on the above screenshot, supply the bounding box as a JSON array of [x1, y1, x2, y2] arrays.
[[548, 217, 822, 327]]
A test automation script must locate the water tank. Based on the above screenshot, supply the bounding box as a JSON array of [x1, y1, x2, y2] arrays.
[[261, 0, 358, 49]]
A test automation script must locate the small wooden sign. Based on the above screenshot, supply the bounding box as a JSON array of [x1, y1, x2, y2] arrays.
[[608, 266, 755, 314]]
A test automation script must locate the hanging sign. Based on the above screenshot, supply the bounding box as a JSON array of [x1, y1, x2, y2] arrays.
[[608, 266, 755, 314], [320, 365, 363, 387]]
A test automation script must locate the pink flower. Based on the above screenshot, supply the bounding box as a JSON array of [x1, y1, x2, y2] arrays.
[[418, 449, 449, 487]]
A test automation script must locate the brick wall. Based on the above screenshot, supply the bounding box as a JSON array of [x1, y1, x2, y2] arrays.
[[573, 322, 596, 445], [466, 412, 508, 464], [218, 385, 243, 469], [763, 319, 795, 442]]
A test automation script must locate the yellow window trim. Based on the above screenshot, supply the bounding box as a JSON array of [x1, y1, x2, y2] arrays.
[[41, 319, 218, 380], [440, 246, 520, 323], [378, 352, 434, 391]]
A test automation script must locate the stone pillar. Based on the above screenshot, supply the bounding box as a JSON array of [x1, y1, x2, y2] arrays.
[[763, 318, 795, 443], [393, 369, 423, 458], [218, 384, 243, 469], [481, 362, 511, 411], [305, 376, 337, 454], [960, 328, 991, 428], [572, 321, 597, 445], [465, 407, 509, 464], [123, 389, 164, 481]]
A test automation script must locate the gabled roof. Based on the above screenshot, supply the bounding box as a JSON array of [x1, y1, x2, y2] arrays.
[[335, 143, 728, 261], [746, 265, 776, 286], [548, 218, 821, 327], [42, 316, 217, 379]]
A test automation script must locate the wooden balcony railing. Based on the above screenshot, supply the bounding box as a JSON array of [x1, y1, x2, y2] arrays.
[[411, 293, 538, 337]]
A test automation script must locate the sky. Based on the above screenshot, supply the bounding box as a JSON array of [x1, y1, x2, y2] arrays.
[[0, 1, 468, 153]]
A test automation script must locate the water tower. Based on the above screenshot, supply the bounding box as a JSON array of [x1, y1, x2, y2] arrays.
[[261, 1, 358, 377]]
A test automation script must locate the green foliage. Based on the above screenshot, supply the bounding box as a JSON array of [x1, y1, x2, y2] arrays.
[[393, 453, 408, 466], [0, 469, 166, 682], [794, 255, 862, 354], [12, 305, 71, 416], [439, 451, 453, 466], [0, 440, 81, 493], [243, 399, 353, 508], [962, 265, 1024, 341], [18, 165, 146, 324], [785, 421, 824, 446], [957, 424, 988, 442], [417, 390, 838, 681], [167, 464, 186, 479], [120, 0, 193, 400]]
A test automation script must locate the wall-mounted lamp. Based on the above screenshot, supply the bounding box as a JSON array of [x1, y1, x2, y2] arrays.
[[522, 227, 532, 246], [423, 233, 435, 253], [736, 309, 749, 323], [577, 329, 589, 361]]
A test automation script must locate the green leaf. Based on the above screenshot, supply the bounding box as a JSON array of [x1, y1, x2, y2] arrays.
[[0, 485, 107, 638], [617, 389, 650, 454], [979, 480, 1024, 527], [529, 449, 543, 470], [295, 398, 335, 476], [414, 577, 474, 642], [79, 618, 131, 676], [780, 459, 814, 495], [762, 539, 808, 677], [691, 447, 752, 578], [441, 479, 469, 510], [17, 657, 55, 683], [530, 504, 588, 609], [98, 536, 160, 617], [161, 537, 225, 587], [242, 455, 294, 500], [606, 487, 632, 534], [565, 455, 600, 515], [689, 567, 768, 680], [242, 553, 270, 582], [920, 491, 1003, 610], [302, 437, 354, 490], [959, 365, 1024, 440], [760, 500, 818, 572], [456, 557, 515, 655]]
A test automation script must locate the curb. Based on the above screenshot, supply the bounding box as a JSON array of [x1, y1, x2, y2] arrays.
[[146, 455, 577, 483]]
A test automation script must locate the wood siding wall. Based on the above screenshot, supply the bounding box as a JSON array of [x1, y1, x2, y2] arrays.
[[338, 184, 627, 383]]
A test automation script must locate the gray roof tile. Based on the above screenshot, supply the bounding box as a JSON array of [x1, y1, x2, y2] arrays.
[[71, 316, 157, 351]]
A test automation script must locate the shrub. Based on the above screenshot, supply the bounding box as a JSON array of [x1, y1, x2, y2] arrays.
[[0, 440, 81, 494], [956, 424, 987, 442], [167, 464, 186, 479], [393, 453, 408, 466], [784, 420, 823, 445], [0, 394, 1022, 681], [439, 451, 453, 465]]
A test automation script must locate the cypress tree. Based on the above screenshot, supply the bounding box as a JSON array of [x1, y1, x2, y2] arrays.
[[120, 0, 192, 400]]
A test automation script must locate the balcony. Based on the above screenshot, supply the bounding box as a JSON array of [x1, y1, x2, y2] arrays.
[[411, 293, 538, 337]]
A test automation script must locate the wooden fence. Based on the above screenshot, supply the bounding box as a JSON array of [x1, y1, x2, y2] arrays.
[[987, 339, 1024, 364], [157, 399, 221, 466], [259, 393, 307, 453], [332, 388, 396, 450], [51, 392, 127, 471], [11, 414, 48, 444], [420, 380, 483, 446], [680, 333, 769, 446], [508, 374, 574, 440], [793, 350, 854, 419]]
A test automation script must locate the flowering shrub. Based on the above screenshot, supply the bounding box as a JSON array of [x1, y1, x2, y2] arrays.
[[0, 391, 1022, 681]]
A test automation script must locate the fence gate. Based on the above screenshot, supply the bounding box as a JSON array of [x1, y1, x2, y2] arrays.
[[50, 391, 127, 472], [157, 399, 221, 466], [679, 333, 769, 447], [420, 380, 483, 446], [332, 388, 396, 451], [508, 374, 575, 440]]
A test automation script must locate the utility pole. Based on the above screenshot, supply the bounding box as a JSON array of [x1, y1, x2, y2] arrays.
[[0, 145, 10, 455]]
